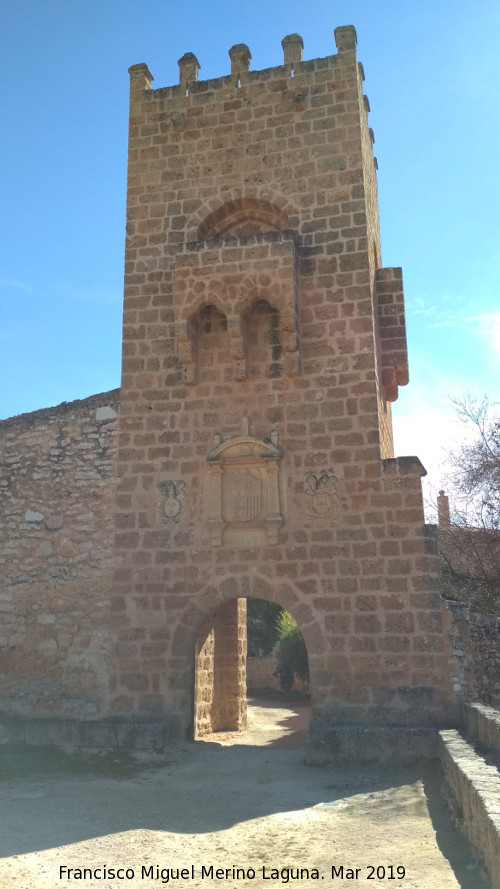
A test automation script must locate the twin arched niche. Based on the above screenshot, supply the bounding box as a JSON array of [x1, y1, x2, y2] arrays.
[[174, 229, 300, 384], [198, 197, 289, 240], [183, 298, 285, 384]]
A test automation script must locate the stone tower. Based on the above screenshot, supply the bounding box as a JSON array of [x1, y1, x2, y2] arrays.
[[109, 27, 454, 745]]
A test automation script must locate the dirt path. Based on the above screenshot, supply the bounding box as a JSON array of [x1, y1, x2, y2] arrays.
[[0, 700, 489, 889]]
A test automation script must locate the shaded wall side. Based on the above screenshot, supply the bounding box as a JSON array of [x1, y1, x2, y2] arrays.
[[355, 63, 395, 459]]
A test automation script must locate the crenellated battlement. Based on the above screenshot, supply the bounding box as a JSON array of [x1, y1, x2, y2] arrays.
[[128, 25, 360, 102]]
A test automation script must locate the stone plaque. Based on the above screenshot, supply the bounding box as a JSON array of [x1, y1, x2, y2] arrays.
[[157, 480, 186, 524], [206, 431, 283, 546]]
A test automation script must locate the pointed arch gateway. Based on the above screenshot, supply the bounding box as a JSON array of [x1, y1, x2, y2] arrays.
[[185, 574, 319, 740]]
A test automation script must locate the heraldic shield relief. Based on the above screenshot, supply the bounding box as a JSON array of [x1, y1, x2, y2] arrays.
[[223, 467, 262, 523], [206, 432, 283, 546], [305, 469, 339, 519], [156, 479, 186, 523]]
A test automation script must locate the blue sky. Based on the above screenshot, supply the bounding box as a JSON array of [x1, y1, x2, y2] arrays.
[[1, 0, 499, 502]]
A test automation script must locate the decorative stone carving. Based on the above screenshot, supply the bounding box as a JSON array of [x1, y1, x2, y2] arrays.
[[291, 90, 307, 112], [305, 469, 339, 519], [170, 111, 186, 132], [206, 432, 283, 546], [223, 468, 262, 522], [156, 480, 186, 524]]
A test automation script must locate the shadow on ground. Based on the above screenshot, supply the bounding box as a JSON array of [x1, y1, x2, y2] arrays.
[[0, 700, 487, 889]]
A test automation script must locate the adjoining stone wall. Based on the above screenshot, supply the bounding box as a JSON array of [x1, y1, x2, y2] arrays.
[[0, 391, 119, 717], [445, 601, 500, 708]]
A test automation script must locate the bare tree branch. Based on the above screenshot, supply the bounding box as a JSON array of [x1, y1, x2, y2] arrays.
[[439, 395, 500, 613]]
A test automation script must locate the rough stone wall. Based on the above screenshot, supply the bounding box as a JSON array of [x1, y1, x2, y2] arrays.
[[445, 601, 500, 708], [0, 391, 119, 716], [109, 28, 454, 734]]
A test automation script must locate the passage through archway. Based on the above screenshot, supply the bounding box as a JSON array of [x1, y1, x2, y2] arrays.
[[193, 597, 310, 745]]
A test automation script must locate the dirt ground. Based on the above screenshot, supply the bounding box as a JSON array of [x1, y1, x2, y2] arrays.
[[0, 698, 490, 889]]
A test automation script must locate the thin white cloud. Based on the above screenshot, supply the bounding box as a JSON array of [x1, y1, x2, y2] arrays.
[[392, 383, 483, 520], [428, 320, 456, 328], [465, 313, 500, 353], [407, 295, 459, 327], [408, 296, 500, 351], [0, 278, 37, 295], [393, 405, 466, 521]]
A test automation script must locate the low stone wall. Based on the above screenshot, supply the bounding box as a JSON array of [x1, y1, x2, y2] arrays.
[[246, 656, 281, 691], [307, 724, 439, 764], [246, 656, 310, 694], [445, 601, 500, 708], [0, 712, 182, 753], [439, 728, 500, 889], [464, 703, 500, 758]]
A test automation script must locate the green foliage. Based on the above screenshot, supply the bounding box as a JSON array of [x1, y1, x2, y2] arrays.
[[246, 600, 310, 690], [246, 598, 283, 657], [273, 610, 309, 690]]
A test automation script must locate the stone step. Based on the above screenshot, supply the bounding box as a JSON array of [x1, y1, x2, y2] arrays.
[[439, 728, 500, 889]]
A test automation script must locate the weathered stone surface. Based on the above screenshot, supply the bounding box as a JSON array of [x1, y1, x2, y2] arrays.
[[95, 406, 118, 422], [445, 602, 500, 709], [25, 510, 44, 523], [45, 515, 64, 530]]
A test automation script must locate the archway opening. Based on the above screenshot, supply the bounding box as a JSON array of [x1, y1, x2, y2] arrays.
[[193, 597, 310, 746]]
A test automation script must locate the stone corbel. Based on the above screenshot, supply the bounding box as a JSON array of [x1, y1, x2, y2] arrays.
[[382, 366, 408, 403]]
